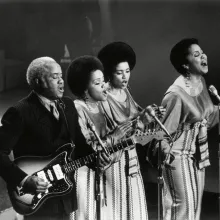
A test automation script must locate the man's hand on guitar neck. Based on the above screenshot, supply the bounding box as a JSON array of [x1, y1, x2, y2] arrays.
[[22, 176, 49, 194]]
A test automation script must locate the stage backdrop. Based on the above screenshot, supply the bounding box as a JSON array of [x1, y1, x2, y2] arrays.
[[0, 1, 219, 213]]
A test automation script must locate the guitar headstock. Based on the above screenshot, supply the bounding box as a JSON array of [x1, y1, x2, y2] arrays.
[[133, 129, 164, 146]]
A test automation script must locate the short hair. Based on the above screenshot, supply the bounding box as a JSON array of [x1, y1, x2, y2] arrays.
[[170, 38, 199, 75], [98, 42, 136, 81], [26, 57, 57, 89], [67, 55, 104, 98]]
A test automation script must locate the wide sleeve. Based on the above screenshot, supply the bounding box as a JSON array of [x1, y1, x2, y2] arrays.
[[207, 105, 219, 130], [161, 92, 182, 136], [75, 103, 121, 166], [157, 92, 182, 160], [0, 107, 27, 187]]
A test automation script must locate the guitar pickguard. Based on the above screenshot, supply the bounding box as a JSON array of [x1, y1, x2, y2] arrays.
[[30, 151, 73, 209], [9, 144, 74, 215]]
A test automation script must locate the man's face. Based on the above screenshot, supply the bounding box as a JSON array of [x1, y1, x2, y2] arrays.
[[40, 62, 64, 100]]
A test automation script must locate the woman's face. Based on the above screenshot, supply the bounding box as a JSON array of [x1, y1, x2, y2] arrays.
[[86, 70, 108, 102], [185, 44, 208, 75], [110, 61, 131, 89]]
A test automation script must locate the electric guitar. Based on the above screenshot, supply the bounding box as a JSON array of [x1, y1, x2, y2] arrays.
[[8, 130, 164, 215]]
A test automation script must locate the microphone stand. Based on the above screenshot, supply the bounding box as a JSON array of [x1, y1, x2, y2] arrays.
[[208, 86, 220, 211], [95, 150, 103, 220], [157, 137, 175, 220], [88, 120, 108, 220], [157, 140, 164, 220], [218, 104, 220, 213], [146, 106, 173, 219]]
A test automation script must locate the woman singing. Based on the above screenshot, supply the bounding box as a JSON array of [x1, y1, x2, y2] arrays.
[[159, 38, 218, 220], [98, 41, 164, 220], [66, 55, 135, 220]]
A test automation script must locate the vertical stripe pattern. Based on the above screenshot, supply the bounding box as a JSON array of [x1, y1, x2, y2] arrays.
[[163, 125, 205, 220], [70, 149, 148, 220]]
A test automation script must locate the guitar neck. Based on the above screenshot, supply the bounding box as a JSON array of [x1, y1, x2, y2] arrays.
[[63, 137, 134, 173]]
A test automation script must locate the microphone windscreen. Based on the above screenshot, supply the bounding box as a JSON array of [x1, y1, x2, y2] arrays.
[[145, 106, 156, 117], [209, 85, 218, 96]]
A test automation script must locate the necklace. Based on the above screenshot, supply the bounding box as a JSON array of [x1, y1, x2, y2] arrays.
[[108, 87, 127, 103], [184, 76, 203, 96], [85, 100, 100, 113]]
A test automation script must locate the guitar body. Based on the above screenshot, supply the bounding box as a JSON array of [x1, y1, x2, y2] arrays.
[[8, 143, 74, 215], [7, 130, 164, 215]]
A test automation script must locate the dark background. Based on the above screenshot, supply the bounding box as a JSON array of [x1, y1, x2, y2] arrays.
[[0, 0, 220, 104], [0, 0, 219, 217]]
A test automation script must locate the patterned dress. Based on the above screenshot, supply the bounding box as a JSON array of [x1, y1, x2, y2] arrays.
[[161, 75, 218, 220], [70, 98, 147, 220], [101, 88, 148, 220]]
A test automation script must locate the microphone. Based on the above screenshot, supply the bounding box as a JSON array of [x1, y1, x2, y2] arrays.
[[88, 119, 109, 155], [209, 85, 220, 102], [145, 106, 172, 140]]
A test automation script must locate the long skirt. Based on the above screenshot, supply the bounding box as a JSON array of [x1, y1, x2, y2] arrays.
[[163, 155, 205, 220], [70, 151, 148, 220]]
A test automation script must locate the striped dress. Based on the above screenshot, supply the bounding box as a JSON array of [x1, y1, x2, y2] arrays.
[[161, 75, 218, 220], [70, 99, 148, 220], [101, 88, 148, 220]]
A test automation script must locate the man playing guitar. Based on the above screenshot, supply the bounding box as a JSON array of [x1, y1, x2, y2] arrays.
[[0, 57, 91, 220]]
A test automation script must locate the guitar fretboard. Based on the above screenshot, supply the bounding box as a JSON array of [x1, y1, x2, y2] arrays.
[[63, 137, 134, 173]]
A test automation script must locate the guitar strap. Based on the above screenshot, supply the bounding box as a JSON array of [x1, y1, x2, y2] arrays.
[[100, 98, 140, 177], [57, 99, 75, 149], [100, 100, 117, 130], [126, 87, 143, 112]]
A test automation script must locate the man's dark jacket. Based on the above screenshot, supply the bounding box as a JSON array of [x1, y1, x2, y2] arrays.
[[0, 91, 91, 215]]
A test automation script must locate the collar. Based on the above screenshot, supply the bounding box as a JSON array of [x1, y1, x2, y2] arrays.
[[33, 91, 57, 111], [172, 75, 203, 96]]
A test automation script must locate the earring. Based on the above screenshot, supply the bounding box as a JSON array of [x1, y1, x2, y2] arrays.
[[83, 92, 93, 111], [83, 92, 89, 104], [185, 71, 191, 80], [183, 65, 190, 79], [183, 70, 191, 89]]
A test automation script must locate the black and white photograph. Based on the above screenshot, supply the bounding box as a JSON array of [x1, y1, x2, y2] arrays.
[[0, 0, 219, 219]]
